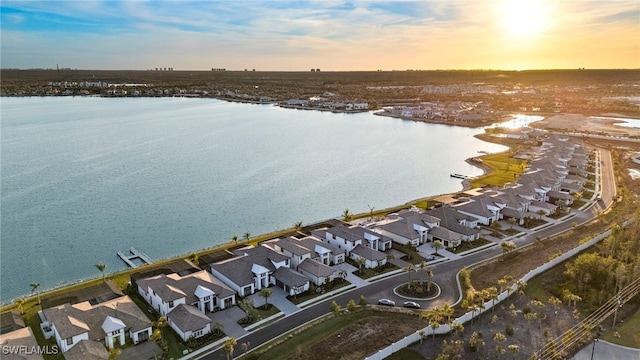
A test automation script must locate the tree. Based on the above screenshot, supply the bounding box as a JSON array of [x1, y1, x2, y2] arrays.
[[549, 296, 563, 322], [431, 240, 444, 255], [501, 241, 516, 258], [154, 316, 168, 342], [231, 235, 239, 245], [243, 232, 251, 243], [337, 269, 347, 282], [367, 204, 375, 220], [354, 257, 366, 273], [14, 298, 25, 314], [508, 344, 520, 359], [359, 295, 367, 306], [385, 253, 395, 267], [223, 337, 237, 360], [493, 332, 507, 357], [293, 221, 303, 231], [30, 282, 41, 305], [330, 301, 341, 315], [347, 299, 357, 312], [108, 347, 122, 360], [259, 288, 272, 308], [506, 217, 517, 230], [95, 262, 107, 282], [342, 209, 352, 222], [403, 264, 415, 289], [442, 303, 454, 324]]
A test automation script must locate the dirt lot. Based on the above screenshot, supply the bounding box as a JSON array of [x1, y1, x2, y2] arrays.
[[533, 114, 640, 137], [295, 313, 426, 360]]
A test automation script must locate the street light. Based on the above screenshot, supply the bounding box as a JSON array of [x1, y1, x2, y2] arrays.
[[590, 338, 598, 360]]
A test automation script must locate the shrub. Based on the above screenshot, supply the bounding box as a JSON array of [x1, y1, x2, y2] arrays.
[[505, 324, 514, 336]]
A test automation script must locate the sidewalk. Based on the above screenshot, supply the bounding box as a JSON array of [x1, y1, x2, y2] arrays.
[[334, 262, 369, 288]]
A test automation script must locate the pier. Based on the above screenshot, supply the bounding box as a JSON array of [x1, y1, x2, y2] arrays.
[[117, 247, 153, 268]]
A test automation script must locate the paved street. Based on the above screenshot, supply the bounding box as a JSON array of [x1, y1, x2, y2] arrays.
[[196, 147, 618, 359]]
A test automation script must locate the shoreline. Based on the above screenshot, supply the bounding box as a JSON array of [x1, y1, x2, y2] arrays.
[[0, 104, 519, 307]]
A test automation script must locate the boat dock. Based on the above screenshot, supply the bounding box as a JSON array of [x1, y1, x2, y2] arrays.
[[117, 247, 153, 268]]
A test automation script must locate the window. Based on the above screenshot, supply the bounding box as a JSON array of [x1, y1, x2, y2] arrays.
[[66, 338, 73, 345], [113, 329, 121, 335]]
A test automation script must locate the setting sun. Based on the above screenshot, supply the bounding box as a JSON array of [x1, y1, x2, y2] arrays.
[[501, 0, 551, 37]]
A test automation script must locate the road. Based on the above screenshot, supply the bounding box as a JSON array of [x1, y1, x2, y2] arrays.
[[198, 148, 615, 360]]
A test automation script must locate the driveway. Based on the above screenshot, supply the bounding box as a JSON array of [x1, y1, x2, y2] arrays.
[[246, 287, 299, 315], [207, 306, 247, 339]]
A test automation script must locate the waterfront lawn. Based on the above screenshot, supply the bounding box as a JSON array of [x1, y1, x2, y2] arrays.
[[448, 238, 492, 254], [468, 151, 527, 188]]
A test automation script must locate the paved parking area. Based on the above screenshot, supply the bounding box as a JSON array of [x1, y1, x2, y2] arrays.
[[207, 306, 247, 339], [246, 287, 300, 315]]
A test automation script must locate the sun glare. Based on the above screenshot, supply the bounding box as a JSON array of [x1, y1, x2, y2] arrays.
[[501, 0, 549, 38]]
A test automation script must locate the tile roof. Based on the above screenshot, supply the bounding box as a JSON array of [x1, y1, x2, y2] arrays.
[[41, 296, 151, 341], [168, 304, 210, 333], [350, 244, 386, 261], [272, 267, 309, 288], [137, 270, 235, 304], [63, 340, 109, 360], [298, 259, 335, 278]]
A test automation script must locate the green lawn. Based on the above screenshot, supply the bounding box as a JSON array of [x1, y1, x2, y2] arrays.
[[602, 308, 640, 348], [449, 238, 492, 254], [469, 151, 527, 188]]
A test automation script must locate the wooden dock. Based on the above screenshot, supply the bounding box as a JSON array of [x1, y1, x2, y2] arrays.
[[117, 247, 153, 268]]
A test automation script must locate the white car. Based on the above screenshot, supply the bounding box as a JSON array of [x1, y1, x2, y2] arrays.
[[403, 301, 420, 309], [378, 299, 396, 306]]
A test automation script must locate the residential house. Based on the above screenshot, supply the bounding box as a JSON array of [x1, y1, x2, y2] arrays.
[[297, 259, 336, 286], [39, 295, 152, 353], [350, 244, 387, 269], [0, 327, 45, 360], [137, 270, 236, 317], [374, 210, 440, 247], [209, 246, 290, 297], [453, 197, 502, 225]]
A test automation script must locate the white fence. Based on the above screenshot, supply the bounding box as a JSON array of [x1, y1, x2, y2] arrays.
[[364, 227, 614, 360]]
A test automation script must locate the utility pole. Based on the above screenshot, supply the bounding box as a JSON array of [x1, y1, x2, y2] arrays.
[[590, 338, 598, 360], [612, 295, 621, 329]]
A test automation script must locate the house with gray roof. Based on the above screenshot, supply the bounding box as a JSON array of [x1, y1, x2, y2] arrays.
[[0, 327, 44, 360], [423, 207, 481, 243], [453, 197, 502, 225], [167, 304, 212, 342], [209, 246, 290, 297], [297, 258, 336, 286], [350, 244, 387, 269], [374, 210, 439, 247], [63, 339, 109, 360], [272, 266, 310, 295], [39, 295, 152, 353], [137, 270, 236, 317]]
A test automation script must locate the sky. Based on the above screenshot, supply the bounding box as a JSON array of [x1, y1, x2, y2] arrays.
[[1, 0, 638, 71]]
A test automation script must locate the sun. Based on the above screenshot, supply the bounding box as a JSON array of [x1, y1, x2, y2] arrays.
[[500, 0, 550, 38]]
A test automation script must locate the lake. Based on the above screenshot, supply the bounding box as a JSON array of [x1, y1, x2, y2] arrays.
[[0, 97, 537, 303]]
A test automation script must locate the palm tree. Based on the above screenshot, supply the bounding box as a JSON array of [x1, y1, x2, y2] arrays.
[[354, 257, 366, 274], [337, 269, 347, 282], [243, 232, 251, 243], [211, 322, 224, 336], [536, 209, 546, 220], [501, 241, 516, 258], [14, 298, 25, 314], [95, 262, 107, 282], [30, 282, 41, 305], [367, 204, 375, 220], [403, 264, 414, 289], [231, 235, 239, 245], [431, 240, 444, 255], [223, 337, 237, 360], [385, 253, 395, 268], [442, 303, 454, 324], [259, 288, 272, 309], [293, 221, 303, 231], [108, 347, 122, 360], [342, 209, 352, 222]]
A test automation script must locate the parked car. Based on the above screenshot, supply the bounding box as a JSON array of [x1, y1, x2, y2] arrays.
[[403, 301, 420, 309], [378, 299, 396, 306]]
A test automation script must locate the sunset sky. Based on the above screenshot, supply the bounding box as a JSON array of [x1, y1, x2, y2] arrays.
[[1, 0, 638, 71]]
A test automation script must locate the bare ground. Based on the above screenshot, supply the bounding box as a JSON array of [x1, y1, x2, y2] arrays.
[[298, 314, 426, 360], [532, 114, 640, 137]]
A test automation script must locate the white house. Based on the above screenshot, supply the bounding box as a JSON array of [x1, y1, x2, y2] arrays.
[[167, 304, 212, 342], [209, 246, 290, 297], [39, 296, 152, 353], [137, 270, 236, 317]]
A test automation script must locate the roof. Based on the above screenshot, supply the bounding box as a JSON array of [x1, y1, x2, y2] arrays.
[[63, 340, 109, 360], [501, 207, 526, 219], [272, 267, 309, 288], [168, 304, 211, 333], [41, 280, 124, 309], [0, 327, 44, 360], [0, 310, 25, 333], [298, 259, 335, 278], [350, 245, 386, 261], [101, 316, 125, 334], [210, 246, 288, 287], [429, 226, 464, 241], [137, 270, 236, 305], [41, 295, 151, 341]]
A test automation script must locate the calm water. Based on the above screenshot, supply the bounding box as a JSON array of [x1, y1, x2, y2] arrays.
[[1, 97, 524, 303]]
